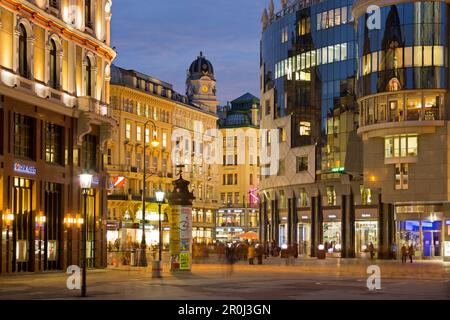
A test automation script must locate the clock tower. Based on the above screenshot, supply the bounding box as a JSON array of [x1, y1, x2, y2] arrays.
[[186, 52, 218, 114]]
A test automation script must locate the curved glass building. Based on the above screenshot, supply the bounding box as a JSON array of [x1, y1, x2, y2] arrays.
[[260, 0, 366, 258], [354, 0, 450, 261]]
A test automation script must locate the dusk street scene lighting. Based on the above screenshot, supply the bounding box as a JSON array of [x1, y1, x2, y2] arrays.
[[0, 0, 448, 314]]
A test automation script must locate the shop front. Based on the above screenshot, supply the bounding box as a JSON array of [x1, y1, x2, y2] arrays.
[[355, 208, 379, 257], [322, 209, 342, 257], [297, 210, 311, 255], [397, 208, 444, 260]]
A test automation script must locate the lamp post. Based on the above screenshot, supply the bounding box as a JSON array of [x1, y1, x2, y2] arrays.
[[153, 190, 165, 278], [35, 212, 46, 271], [2, 210, 14, 273], [79, 173, 93, 298], [139, 119, 159, 267]]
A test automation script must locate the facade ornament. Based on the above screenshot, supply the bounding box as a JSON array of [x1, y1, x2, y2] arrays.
[[269, 0, 275, 18], [262, 8, 269, 30], [76, 111, 92, 147]]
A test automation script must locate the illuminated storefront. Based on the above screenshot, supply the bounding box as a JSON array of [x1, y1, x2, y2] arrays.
[[355, 209, 379, 257]]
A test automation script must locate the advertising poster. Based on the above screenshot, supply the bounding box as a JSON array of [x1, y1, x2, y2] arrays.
[[180, 252, 190, 270]]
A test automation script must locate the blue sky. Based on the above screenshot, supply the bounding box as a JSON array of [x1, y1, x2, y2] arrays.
[[111, 0, 268, 105]]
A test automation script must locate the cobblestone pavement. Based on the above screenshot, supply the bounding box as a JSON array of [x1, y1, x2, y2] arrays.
[[0, 259, 449, 300]]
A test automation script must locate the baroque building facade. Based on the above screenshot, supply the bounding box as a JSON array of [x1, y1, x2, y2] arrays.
[[0, 0, 116, 273], [217, 93, 261, 242], [106, 55, 219, 251]]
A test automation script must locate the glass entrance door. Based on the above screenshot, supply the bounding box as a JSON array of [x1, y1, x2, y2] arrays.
[[423, 221, 442, 258], [297, 223, 311, 255]]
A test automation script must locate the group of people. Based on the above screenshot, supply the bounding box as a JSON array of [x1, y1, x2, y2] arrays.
[[224, 242, 265, 265], [400, 244, 416, 263]]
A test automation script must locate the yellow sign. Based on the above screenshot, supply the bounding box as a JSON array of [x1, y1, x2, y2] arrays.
[[180, 252, 190, 270]]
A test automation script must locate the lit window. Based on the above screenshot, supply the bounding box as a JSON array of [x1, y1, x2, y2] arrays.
[[299, 121, 311, 136], [385, 135, 418, 159], [125, 122, 131, 140], [360, 186, 372, 205], [136, 126, 142, 142], [395, 164, 409, 190], [434, 46, 444, 66], [326, 186, 337, 206], [423, 46, 433, 66], [162, 132, 167, 148]]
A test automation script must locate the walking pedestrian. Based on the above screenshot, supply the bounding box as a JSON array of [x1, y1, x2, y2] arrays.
[[408, 244, 415, 263], [369, 242, 375, 260], [401, 244, 408, 263], [248, 245, 255, 265]]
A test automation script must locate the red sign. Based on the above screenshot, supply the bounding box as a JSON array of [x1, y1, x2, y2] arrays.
[[113, 176, 126, 188]]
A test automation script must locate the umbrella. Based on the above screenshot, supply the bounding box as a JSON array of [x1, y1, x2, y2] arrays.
[[238, 231, 259, 240]]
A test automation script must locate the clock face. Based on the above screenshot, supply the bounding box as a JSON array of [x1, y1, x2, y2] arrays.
[[201, 85, 209, 93]]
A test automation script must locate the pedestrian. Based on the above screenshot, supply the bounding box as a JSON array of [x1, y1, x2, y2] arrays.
[[369, 242, 375, 260], [390, 243, 397, 260], [401, 244, 408, 263], [248, 245, 255, 265], [257, 244, 264, 265], [408, 244, 415, 263]]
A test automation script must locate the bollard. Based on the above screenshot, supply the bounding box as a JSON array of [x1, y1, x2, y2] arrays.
[[152, 260, 162, 278]]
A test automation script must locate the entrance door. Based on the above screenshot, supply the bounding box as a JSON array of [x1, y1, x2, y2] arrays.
[[423, 221, 442, 258], [12, 177, 33, 272], [297, 223, 311, 255]]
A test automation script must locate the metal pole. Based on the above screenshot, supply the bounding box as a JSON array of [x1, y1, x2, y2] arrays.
[[158, 203, 162, 262], [139, 121, 148, 267], [81, 190, 88, 297]]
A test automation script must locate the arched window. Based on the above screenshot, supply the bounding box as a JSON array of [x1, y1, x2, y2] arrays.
[[19, 24, 28, 78], [85, 57, 92, 96], [49, 39, 58, 89]]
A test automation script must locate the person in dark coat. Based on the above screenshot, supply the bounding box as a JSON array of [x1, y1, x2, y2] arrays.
[[369, 242, 375, 260], [401, 244, 408, 264]]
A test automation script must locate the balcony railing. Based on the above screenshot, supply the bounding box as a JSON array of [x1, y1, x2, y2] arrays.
[[78, 96, 112, 117]]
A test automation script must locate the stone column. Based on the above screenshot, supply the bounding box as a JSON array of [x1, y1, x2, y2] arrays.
[[341, 194, 355, 258], [378, 199, 394, 260], [311, 196, 322, 257]]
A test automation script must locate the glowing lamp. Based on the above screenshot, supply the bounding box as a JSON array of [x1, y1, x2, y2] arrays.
[[318, 244, 325, 251], [79, 173, 93, 189], [155, 191, 165, 203]]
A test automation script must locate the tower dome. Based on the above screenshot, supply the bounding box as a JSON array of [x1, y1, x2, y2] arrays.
[[188, 51, 215, 80]]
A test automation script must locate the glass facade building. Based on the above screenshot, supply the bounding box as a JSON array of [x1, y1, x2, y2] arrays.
[[260, 0, 367, 259], [354, 0, 450, 261], [260, 0, 450, 260]]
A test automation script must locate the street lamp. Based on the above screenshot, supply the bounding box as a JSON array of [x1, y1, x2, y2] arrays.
[[139, 119, 159, 267], [152, 190, 165, 278], [35, 212, 46, 271], [79, 173, 92, 298], [2, 210, 14, 273]]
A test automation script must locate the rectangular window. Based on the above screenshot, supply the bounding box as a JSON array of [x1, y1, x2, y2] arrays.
[[14, 114, 34, 159], [385, 135, 418, 159], [433, 46, 444, 66], [423, 46, 433, 66], [395, 163, 409, 190], [162, 132, 167, 148], [341, 7, 348, 24], [296, 156, 308, 172], [360, 186, 372, 205], [44, 122, 63, 165], [299, 121, 311, 136], [234, 192, 240, 204], [414, 46, 423, 66], [404, 47, 413, 67], [125, 122, 131, 140], [227, 174, 233, 185], [82, 135, 97, 171], [136, 126, 142, 142], [298, 188, 308, 207]]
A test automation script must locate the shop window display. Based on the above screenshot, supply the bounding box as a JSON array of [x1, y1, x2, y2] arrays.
[[323, 222, 341, 253]]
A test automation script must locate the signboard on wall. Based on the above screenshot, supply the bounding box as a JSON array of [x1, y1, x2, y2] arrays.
[[444, 242, 450, 257], [180, 252, 190, 270]]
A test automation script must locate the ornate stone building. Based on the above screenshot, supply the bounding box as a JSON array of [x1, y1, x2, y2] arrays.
[[0, 0, 116, 273]]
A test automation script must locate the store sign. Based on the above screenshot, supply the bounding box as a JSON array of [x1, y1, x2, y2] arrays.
[[113, 176, 126, 188], [444, 242, 450, 257], [331, 167, 345, 173], [13, 163, 37, 175]]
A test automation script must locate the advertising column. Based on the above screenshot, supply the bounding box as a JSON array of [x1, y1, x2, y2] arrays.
[[167, 174, 195, 272]]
